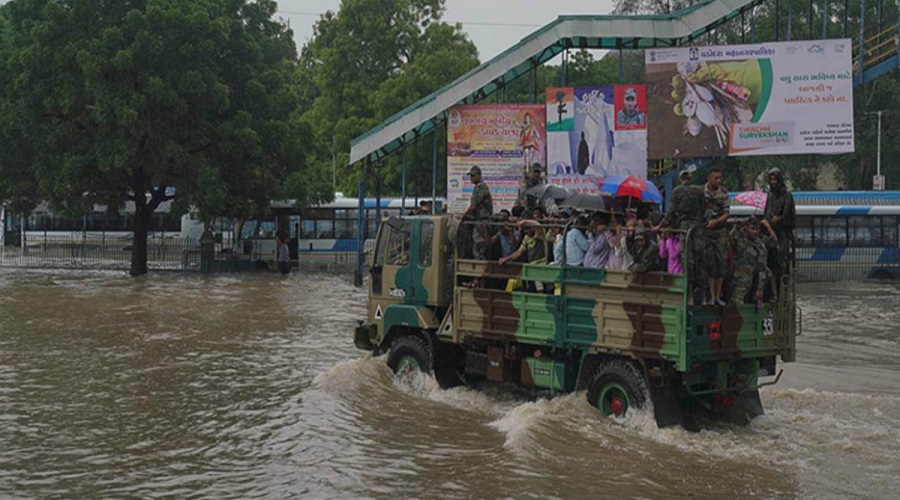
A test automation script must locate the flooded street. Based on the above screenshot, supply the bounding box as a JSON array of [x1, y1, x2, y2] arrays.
[[1, 269, 899, 499]]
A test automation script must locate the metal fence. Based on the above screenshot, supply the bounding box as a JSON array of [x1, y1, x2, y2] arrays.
[[0, 234, 200, 271]]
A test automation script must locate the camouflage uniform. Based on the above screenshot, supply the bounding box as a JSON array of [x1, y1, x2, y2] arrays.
[[470, 179, 493, 260], [700, 184, 730, 280], [731, 230, 768, 304], [519, 176, 543, 208], [661, 184, 705, 284]]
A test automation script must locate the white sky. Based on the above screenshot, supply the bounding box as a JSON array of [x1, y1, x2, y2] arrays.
[[277, 0, 617, 61]]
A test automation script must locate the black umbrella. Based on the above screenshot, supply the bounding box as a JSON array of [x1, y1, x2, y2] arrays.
[[526, 183, 570, 200], [559, 193, 608, 212]]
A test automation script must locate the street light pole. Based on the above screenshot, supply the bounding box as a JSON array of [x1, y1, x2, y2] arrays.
[[877, 110, 882, 181]]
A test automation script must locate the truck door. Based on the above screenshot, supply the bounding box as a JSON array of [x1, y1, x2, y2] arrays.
[[368, 217, 412, 324]]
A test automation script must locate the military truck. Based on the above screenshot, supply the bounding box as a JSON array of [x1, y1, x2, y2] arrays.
[[354, 215, 798, 428]]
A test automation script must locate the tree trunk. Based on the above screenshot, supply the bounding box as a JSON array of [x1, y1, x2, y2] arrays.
[[130, 203, 151, 276]]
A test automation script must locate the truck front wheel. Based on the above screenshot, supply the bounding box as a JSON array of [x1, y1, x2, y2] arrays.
[[587, 359, 648, 418], [386, 335, 432, 383]]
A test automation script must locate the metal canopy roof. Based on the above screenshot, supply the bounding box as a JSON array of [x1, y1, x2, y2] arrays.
[[349, 0, 765, 165]]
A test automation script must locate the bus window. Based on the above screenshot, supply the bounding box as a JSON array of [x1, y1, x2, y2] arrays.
[[419, 221, 433, 267], [317, 219, 334, 239], [258, 220, 277, 238], [795, 216, 813, 246], [884, 216, 899, 247], [300, 220, 315, 238], [815, 216, 847, 247], [240, 220, 258, 239], [848, 216, 882, 247]]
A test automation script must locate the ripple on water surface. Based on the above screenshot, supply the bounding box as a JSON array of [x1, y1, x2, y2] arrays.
[[0, 269, 898, 498]]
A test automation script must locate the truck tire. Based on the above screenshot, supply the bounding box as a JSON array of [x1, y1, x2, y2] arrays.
[[587, 359, 648, 418], [386, 335, 433, 382]]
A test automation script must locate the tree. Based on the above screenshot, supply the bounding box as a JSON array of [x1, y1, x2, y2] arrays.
[[0, 0, 330, 275], [298, 0, 479, 197]]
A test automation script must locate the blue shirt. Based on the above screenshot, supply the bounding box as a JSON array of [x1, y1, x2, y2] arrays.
[[565, 228, 589, 266]]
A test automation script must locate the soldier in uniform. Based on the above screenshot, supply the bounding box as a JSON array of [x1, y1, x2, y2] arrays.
[[658, 168, 705, 304], [731, 217, 769, 305], [763, 167, 796, 292], [702, 167, 730, 306], [463, 165, 493, 262], [519, 163, 544, 208]]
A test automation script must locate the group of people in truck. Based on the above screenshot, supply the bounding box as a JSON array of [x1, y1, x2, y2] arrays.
[[458, 163, 795, 306]]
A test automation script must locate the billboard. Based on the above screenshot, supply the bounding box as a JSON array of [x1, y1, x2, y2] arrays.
[[546, 86, 648, 194], [446, 104, 545, 213], [645, 39, 855, 159]]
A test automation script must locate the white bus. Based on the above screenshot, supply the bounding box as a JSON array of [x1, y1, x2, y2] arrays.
[[235, 194, 441, 270]]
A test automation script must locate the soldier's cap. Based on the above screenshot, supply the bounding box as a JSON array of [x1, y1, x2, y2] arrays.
[[531, 163, 543, 172], [679, 169, 692, 179], [468, 165, 481, 176], [624, 88, 637, 99]]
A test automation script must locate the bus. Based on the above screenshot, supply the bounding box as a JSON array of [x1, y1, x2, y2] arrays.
[[730, 191, 900, 281], [2, 200, 206, 246], [235, 194, 441, 270]]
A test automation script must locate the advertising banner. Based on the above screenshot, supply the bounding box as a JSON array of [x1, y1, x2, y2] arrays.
[[546, 86, 648, 194], [446, 104, 545, 213], [645, 39, 855, 159]]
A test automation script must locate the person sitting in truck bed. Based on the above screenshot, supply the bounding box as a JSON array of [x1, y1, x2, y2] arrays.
[[627, 227, 661, 273]]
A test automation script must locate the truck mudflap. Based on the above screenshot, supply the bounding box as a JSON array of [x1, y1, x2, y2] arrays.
[[354, 323, 377, 351]]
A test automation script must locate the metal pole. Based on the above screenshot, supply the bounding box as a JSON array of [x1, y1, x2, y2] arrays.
[[741, 10, 746, 44], [401, 144, 407, 214], [751, 5, 756, 43], [332, 134, 337, 193], [843, 0, 848, 38], [877, 110, 882, 178], [787, 0, 793, 41], [823, 0, 828, 39], [529, 63, 535, 104], [859, 0, 866, 83], [356, 159, 366, 286], [809, 0, 813, 40], [618, 46, 623, 84], [776, 0, 780, 40], [432, 126, 438, 214]]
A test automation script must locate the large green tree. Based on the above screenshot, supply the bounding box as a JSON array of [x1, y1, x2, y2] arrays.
[[0, 0, 330, 275]]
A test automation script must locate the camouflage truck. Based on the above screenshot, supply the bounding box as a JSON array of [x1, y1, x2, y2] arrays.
[[354, 215, 798, 428]]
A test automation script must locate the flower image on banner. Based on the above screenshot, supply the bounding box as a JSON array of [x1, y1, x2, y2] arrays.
[[546, 86, 648, 194], [446, 104, 546, 213]]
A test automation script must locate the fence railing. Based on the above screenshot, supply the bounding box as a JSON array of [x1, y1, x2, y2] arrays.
[[0, 234, 201, 271]]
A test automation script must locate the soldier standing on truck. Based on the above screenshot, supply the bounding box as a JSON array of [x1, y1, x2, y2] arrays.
[[657, 168, 705, 303], [731, 216, 768, 305], [702, 167, 730, 306], [463, 166, 493, 286], [763, 167, 795, 291]]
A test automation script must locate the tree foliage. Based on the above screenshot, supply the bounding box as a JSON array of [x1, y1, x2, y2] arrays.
[[298, 0, 479, 197], [0, 0, 331, 275]]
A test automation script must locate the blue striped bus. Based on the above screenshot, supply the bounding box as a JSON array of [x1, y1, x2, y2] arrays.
[[731, 191, 900, 281]]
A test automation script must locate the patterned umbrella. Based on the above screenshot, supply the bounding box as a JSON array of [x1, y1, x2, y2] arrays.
[[597, 175, 663, 204], [733, 191, 768, 210]]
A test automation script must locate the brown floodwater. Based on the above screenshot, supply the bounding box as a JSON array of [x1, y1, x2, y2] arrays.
[[1, 269, 899, 499]]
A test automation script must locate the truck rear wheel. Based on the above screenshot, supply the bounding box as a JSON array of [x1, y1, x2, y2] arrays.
[[387, 335, 432, 383], [587, 359, 648, 418]]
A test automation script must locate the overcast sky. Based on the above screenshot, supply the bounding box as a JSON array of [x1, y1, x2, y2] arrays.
[[276, 0, 617, 61]]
